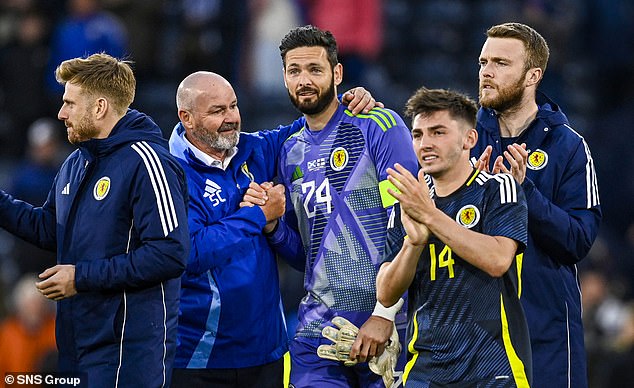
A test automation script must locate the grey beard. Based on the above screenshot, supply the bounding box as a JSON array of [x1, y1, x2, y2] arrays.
[[213, 130, 239, 150]]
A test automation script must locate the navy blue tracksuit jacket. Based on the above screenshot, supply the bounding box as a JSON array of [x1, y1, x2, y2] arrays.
[[0, 110, 189, 387], [472, 91, 601, 388]]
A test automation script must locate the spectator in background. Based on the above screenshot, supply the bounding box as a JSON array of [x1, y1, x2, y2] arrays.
[[45, 0, 127, 96], [101, 0, 164, 81], [172, 0, 249, 85], [299, 0, 383, 88], [0, 9, 52, 158], [581, 268, 629, 387], [583, 0, 634, 112], [0, 274, 57, 374], [606, 303, 634, 387], [247, 0, 301, 98], [11, 118, 66, 206]]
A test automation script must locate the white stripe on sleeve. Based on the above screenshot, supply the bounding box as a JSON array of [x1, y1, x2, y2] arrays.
[[131, 142, 178, 236]]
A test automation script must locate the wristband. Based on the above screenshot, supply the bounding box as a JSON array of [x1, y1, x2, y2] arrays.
[[372, 298, 404, 322]]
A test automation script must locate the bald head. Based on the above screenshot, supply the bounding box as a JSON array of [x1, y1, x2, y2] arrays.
[[176, 71, 233, 112], [175, 71, 241, 159]]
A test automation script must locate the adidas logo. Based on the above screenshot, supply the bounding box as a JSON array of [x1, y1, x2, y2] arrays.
[[203, 179, 226, 207], [61, 183, 70, 195]]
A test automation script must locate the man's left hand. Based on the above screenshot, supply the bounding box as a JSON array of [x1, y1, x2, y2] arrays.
[[493, 143, 528, 184], [387, 164, 437, 225], [36, 265, 77, 301]]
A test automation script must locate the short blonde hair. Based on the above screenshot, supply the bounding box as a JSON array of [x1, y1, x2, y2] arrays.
[[487, 22, 550, 76], [55, 53, 136, 115]]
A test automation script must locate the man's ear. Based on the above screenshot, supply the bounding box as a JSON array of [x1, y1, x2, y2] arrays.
[[464, 127, 478, 150], [178, 110, 192, 129], [334, 63, 343, 86], [525, 67, 543, 87], [95, 97, 108, 120], [282, 67, 288, 89]]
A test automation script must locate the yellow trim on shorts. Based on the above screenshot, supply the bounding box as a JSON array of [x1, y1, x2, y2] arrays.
[[500, 295, 530, 387], [515, 253, 523, 298], [283, 351, 291, 387], [402, 311, 419, 384]]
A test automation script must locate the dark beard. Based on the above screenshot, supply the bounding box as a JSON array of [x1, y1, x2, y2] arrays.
[[479, 76, 525, 113], [288, 80, 336, 115]]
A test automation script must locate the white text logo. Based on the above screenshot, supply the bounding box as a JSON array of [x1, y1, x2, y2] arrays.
[[203, 179, 226, 207]]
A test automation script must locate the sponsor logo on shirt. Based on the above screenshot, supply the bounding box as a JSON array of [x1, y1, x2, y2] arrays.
[[456, 204, 480, 229], [330, 147, 348, 171], [307, 158, 326, 172], [292, 166, 304, 182], [203, 179, 227, 207], [527, 149, 548, 170], [93, 177, 111, 200]]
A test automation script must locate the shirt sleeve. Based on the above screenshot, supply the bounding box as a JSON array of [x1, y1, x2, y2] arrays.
[[365, 108, 419, 212], [0, 180, 58, 251], [382, 203, 407, 264], [185, 195, 268, 274], [482, 173, 528, 252], [256, 118, 305, 165], [265, 217, 306, 271]]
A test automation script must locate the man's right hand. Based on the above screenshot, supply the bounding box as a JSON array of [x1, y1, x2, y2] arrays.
[[260, 184, 285, 222], [240, 182, 285, 232], [475, 145, 493, 172]]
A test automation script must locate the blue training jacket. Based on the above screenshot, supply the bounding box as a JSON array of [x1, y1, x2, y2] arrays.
[[169, 121, 304, 369], [0, 109, 190, 388], [471, 91, 601, 388]]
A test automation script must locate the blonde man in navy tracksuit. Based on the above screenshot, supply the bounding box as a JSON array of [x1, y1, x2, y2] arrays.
[[474, 23, 601, 388], [0, 53, 189, 387]]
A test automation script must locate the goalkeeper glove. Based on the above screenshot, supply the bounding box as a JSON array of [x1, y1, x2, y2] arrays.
[[317, 316, 359, 367], [317, 317, 401, 388], [368, 322, 400, 388]]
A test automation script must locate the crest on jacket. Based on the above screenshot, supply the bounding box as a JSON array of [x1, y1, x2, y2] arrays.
[[527, 149, 548, 170], [94, 177, 111, 200]]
